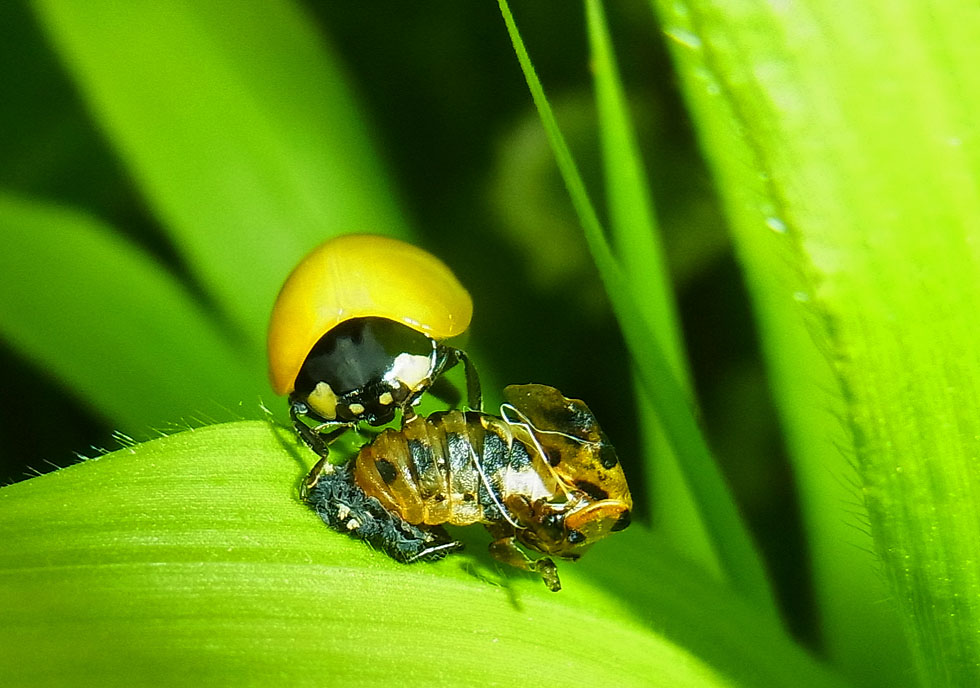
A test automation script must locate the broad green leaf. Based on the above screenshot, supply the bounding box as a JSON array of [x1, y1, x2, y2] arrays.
[[31, 0, 410, 362], [496, 0, 777, 620], [0, 192, 257, 434], [0, 422, 848, 687], [649, 0, 980, 685]]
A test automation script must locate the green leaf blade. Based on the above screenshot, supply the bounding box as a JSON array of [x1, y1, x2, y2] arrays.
[[32, 0, 411, 355], [585, 0, 720, 578], [0, 422, 846, 687], [0, 192, 258, 433], [649, 0, 980, 684], [497, 0, 777, 620]]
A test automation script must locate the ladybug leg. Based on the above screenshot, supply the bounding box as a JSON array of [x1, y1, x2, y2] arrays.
[[433, 346, 482, 411], [300, 455, 333, 500], [290, 401, 350, 458], [401, 404, 419, 424], [488, 535, 561, 592], [456, 348, 483, 411]]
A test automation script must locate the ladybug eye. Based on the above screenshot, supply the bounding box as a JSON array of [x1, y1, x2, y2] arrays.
[[567, 529, 586, 545]]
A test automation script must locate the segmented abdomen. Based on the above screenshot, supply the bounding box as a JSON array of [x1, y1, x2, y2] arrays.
[[352, 410, 550, 527]]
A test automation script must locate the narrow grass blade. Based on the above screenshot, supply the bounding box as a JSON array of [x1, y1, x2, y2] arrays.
[[0, 422, 850, 688], [0, 192, 258, 433], [497, 0, 777, 620], [32, 0, 411, 358], [585, 0, 719, 577]]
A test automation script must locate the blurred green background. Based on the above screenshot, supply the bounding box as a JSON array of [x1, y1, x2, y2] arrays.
[[0, 0, 802, 634]]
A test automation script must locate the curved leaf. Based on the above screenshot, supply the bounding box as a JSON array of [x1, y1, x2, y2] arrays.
[[0, 422, 847, 687], [32, 0, 411, 355], [649, 0, 980, 685], [585, 0, 718, 578], [0, 192, 257, 432], [496, 0, 777, 620]]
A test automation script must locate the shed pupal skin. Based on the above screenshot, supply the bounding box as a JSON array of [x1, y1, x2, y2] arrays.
[[303, 385, 632, 591]]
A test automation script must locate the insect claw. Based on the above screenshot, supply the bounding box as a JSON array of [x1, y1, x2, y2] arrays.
[[301, 456, 335, 499], [531, 557, 561, 592]]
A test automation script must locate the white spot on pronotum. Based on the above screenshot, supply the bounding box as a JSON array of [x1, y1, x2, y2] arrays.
[[386, 353, 433, 391]]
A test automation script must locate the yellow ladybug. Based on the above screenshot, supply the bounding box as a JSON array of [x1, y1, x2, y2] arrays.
[[268, 234, 481, 458]]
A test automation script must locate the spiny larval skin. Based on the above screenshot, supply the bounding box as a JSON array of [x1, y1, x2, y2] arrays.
[[305, 462, 461, 563]]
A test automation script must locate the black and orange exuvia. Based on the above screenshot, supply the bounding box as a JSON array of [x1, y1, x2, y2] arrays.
[[302, 384, 632, 591], [267, 234, 481, 459]]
